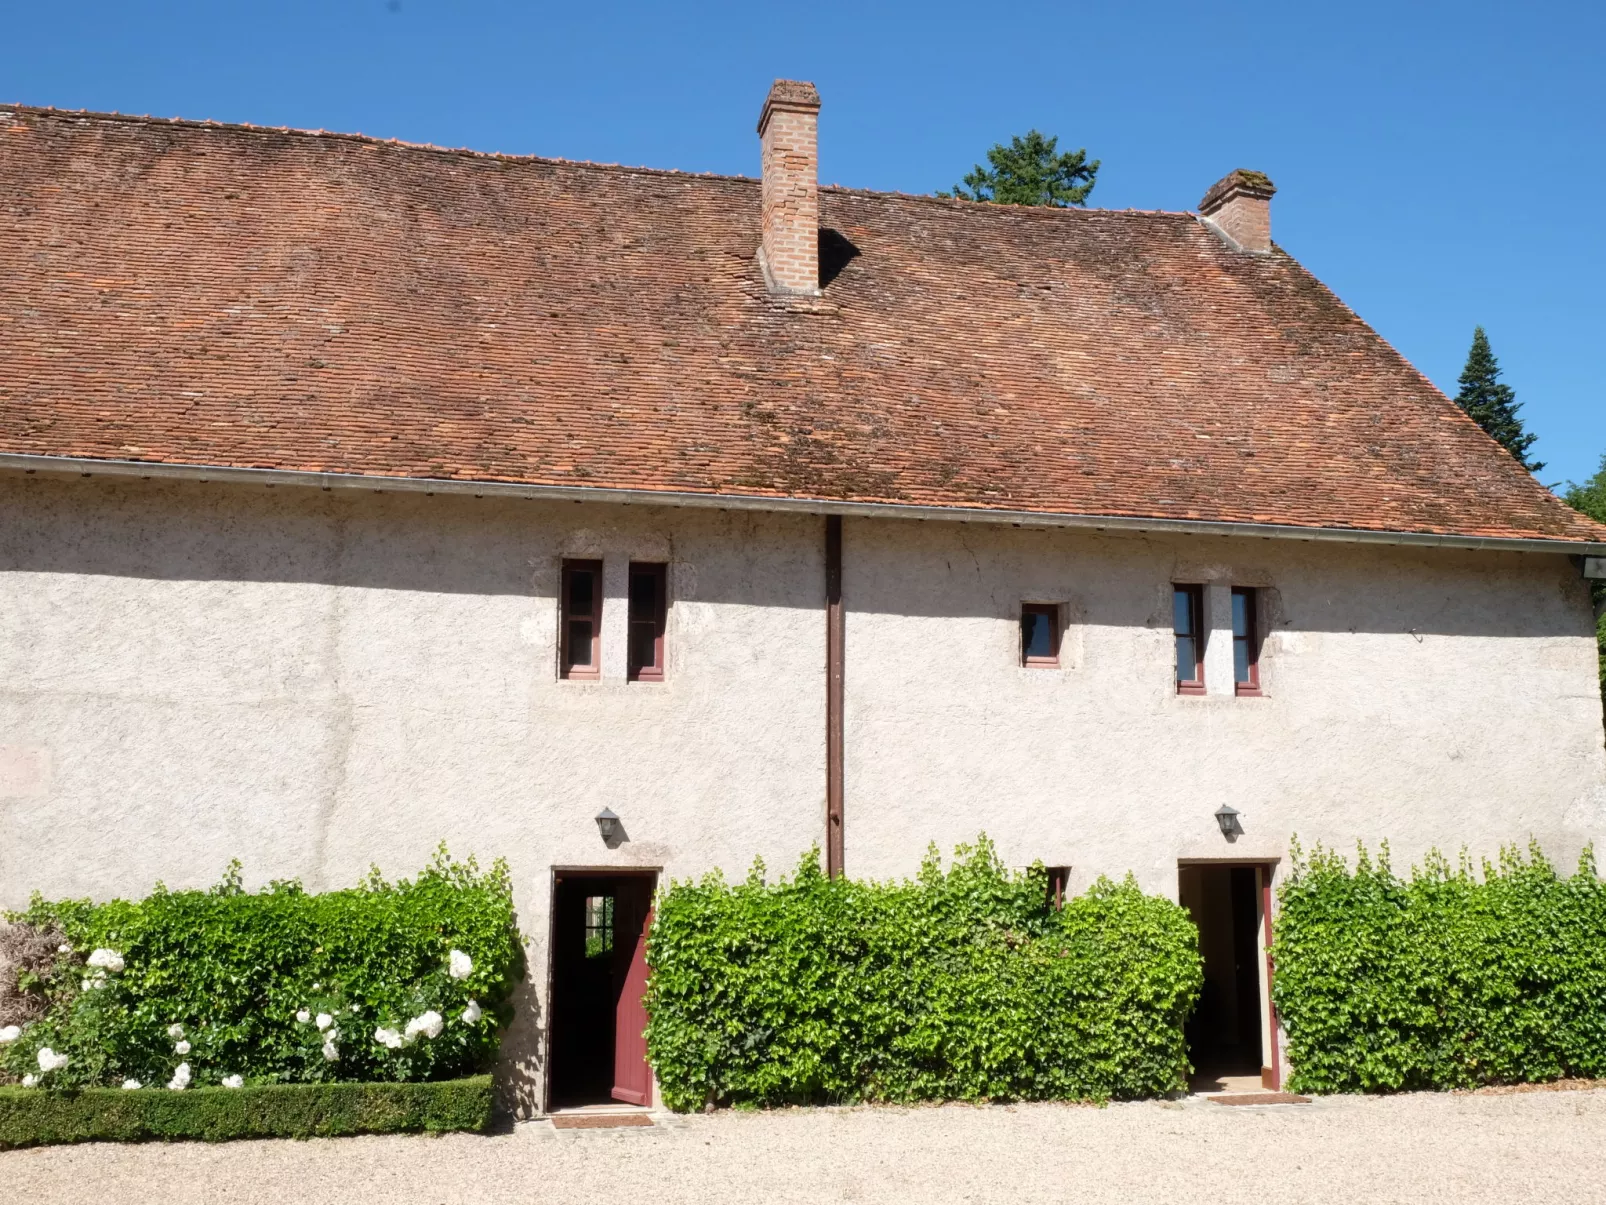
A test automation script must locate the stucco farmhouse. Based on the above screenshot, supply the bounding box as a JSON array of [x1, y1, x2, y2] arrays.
[[2, 81, 1604, 1110]]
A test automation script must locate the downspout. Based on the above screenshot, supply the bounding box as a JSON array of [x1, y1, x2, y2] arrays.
[[825, 515, 844, 877]]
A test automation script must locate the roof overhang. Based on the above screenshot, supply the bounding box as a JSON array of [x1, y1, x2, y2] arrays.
[[4, 452, 1604, 557]]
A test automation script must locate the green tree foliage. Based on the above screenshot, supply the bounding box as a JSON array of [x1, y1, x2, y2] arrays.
[[645, 837, 1201, 1110], [940, 131, 1099, 207], [1453, 327, 1543, 472], [1563, 454, 1606, 720], [1272, 839, 1606, 1094], [0, 847, 522, 1091], [1566, 455, 1606, 524]]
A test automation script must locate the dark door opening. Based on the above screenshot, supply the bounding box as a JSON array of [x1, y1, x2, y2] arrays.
[[547, 871, 656, 1109], [1178, 864, 1267, 1086]]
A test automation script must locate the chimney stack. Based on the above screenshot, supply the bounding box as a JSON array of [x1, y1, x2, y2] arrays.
[[1198, 170, 1276, 253], [757, 79, 822, 295]]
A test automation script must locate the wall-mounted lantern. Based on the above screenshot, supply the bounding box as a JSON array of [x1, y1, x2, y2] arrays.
[[1215, 804, 1242, 840], [595, 808, 620, 841]]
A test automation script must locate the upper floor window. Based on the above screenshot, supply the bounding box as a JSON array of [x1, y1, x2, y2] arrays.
[[560, 559, 602, 680], [628, 562, 667, 683], [1173, 584, 1205, 695], [1020, 603, 1060, 668], [1232, 587, 1261, 695]]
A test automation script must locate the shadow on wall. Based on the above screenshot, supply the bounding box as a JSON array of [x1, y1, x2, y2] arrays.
[[497, 966, 545, 1119], [0, 472, 1590, 639]]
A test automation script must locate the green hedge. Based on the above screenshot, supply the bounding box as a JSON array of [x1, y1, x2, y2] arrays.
[[1, 847, 522, 1091], [1272, 839, 1606, 1094], [0, 1076, 492, 1149], [644, 838, 1202, 1110]]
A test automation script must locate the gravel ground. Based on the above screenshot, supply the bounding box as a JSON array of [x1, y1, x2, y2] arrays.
[[5, 1088, 1606, 1204]]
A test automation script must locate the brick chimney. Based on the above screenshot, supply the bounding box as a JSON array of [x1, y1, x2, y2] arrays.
[[757, 79, 822, 295], [1198, 170, 1277, 253]]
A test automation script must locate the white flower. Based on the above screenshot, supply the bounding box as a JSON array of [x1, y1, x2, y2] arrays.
[[166, 1023, 185, 1040], [122, 1079, 142, 1090], [295, 1009, 311, 1024], [86, 948, 125, 973], [448, 949, 473, 980], [403, 1010, 444, 1044], [36, 1047, 69, 1073], [221, 1074, 244, 1089], [81, 977, 103, 991], [321, 1038, 340, 1062], [312, 982, 321, 991], [315, 1012, 333, 1031], [21, 1075, 37, 1088], [0, 1025, 21, 1044], [57, 943, 72, 954], [167, 1063, 191, 1091], [462, 1000, 483, 1025], [174, 1039, 191, 1055], [373, 1027, 403, 1050]]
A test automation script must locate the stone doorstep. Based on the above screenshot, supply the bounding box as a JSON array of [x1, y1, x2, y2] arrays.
[[548, 1111, 657, 1129], [1207, 1092, 1311, 1106]]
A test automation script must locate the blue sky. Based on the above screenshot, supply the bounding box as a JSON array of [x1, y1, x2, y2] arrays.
[[6, 0, 1602, 489]]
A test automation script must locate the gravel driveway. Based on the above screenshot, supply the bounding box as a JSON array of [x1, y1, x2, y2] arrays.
[[5, 1087, 1605, 1204]]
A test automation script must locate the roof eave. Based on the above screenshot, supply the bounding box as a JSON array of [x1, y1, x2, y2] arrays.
[[3, 452, 1603, 557]]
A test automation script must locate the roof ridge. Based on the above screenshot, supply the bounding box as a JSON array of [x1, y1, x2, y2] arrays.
[[0, 102, 761, 186], [1, 103, 1198, 220]]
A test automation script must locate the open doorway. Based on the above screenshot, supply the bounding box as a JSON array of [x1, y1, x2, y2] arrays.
[[546, 870, 656, 1110], [1178, 862, 1277, 1091]]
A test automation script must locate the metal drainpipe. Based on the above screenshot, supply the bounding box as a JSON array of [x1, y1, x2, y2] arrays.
[[825, 515, 844, 878]]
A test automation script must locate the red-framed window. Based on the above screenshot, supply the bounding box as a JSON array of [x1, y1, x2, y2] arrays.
[[1020, 602, 1061, 668], [1046, 866, 1071, 910], [627, 562, 667, 683], [560, 559, 602, 680], [1232, 586, 1261, 696], [1173, 584, 1205, 695]]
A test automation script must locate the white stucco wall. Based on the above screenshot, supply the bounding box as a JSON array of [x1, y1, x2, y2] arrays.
[[842, 519, 1606, 896], [2, 471, 1603, 1109]]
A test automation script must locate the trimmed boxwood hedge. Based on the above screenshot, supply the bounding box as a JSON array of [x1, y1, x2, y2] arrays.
[[644, 838, 1203, 1110], [0, 1076, 493, 1149], [1272, 838, 1606, 1094]]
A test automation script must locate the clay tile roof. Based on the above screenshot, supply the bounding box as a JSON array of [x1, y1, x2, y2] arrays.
[[2, 104, 1602, 545]]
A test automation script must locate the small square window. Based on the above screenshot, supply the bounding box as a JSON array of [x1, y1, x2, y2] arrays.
[[560, 560, 602, 680], [1232, 587, 1261, 696], [1173, 584, 1205, 695], [628, 563, 667, 683], [1021, 603, 1060, 668]]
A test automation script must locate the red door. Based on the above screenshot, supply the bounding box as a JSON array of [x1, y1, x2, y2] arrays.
[[610, 881, 653, 1105]]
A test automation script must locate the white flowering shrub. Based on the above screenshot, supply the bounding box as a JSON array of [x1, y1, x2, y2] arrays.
[[0, 846, 522, 1089]]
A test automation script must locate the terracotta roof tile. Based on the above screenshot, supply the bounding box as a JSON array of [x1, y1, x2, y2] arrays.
[[2, 105, 1602, 545]]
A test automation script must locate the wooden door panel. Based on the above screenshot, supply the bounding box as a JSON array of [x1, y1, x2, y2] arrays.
[[611, 881, 653, 1105]]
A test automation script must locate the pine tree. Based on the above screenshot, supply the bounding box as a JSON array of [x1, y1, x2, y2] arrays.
[[1453, 327, 1543, 472], [940, 131, 1099, 207]]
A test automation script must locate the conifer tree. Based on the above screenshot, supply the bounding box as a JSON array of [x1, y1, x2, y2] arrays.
[[1453, 327, 1543, 472], [940, 131, 1099, 207]]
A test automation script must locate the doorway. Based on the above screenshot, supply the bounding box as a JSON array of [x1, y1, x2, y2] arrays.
[[1178, 863, 1276, 1090], [546, 871, 656, 1110]]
